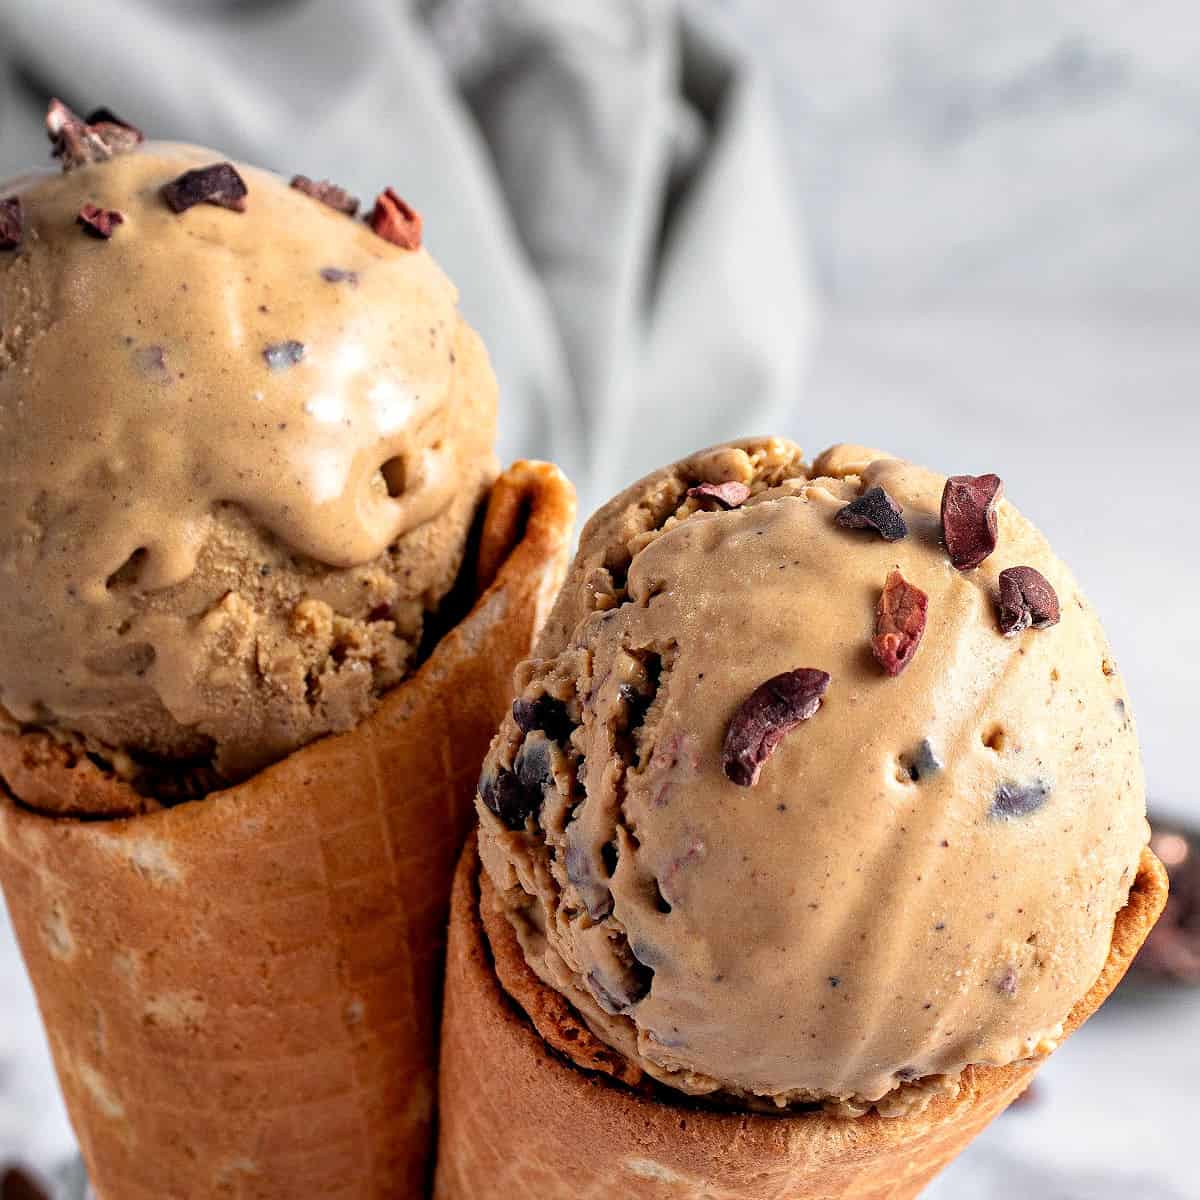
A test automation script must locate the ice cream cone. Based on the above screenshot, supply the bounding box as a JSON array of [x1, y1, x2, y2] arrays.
[[0, 461, 575, 1200], [435, 840, 1167, 1200]]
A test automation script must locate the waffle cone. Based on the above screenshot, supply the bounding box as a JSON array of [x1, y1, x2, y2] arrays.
[[435, 840, 1167, 1200], [0, 461, 575, 1200]]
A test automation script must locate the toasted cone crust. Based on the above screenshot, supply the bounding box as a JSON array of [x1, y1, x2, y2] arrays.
[[435, 842, 1167, 1200], [0, 462, 575, 1200]]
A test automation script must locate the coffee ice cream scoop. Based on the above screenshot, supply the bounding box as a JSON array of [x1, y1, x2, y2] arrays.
[[0, 109, 497, 784], [476, 438, 1147, 1116]]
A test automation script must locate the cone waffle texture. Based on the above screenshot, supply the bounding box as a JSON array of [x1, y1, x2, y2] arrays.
[[0, 461, 575, 1200], [435, 841, 1167, 1200]]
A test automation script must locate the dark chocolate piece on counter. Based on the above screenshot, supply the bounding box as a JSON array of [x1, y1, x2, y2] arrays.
[[686, 481, 751, 510], [0, 197, 21, 250], [873, 570, 928, 677], [1133, 824, 1200, 985], [76, 202, 124, 239], [161, 163, 248, 213], [1, 1166, 50, 1200], [263, 340, 305, 370], [290, 175, 360, 216], [835, 486, 908, 541], [512, 694, 572, 742], [997, 566, 1061, 636], [722, 668, 830, 787], [478, 766, 541, 831], [990, 779, 1051, 820], [46, 99, 143, 170], [367, 187, 422, 250], [941, 473, 1003, 570]]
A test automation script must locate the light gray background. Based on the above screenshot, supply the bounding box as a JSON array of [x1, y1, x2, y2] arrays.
[[1, 1, 1197, 1196]]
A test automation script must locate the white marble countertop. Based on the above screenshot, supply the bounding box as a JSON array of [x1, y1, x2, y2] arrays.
[[1, 1, 1198, 1194]]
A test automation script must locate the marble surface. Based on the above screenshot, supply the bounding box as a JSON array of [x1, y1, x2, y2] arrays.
[[1, 0, 1198, 1194]]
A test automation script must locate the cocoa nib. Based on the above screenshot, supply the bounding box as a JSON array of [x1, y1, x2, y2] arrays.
[[873, 570, 928, 677], [479, 765, 541, 830], [0, 197, 21, 250], [45, 99, 143, 170], [941, 473, 1003, 570], [997, 566, 1060, 636], [991, 779, 1051, 820], [85, 106, 138, 132], [263, 340, 305, 370], [290, 175, 360, 216], [367, 187, 422, 250], [76, 203, 124, 239], [1135, 823, 1200, 984], [722, 668, 830, 787], [320, 266, 358, 285], [835, 486, 908, 541], [512, 694, 572, 743], [161, 163, 248, 214], [687, 481, 751, 510], [996, 967, 1019, 997]]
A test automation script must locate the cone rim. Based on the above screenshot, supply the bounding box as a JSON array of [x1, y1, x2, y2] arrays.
[[453, 837, 1167, 1142], [0, 458, 575, 828]]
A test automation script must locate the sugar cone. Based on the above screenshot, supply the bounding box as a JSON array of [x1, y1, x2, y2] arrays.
[[0, 461, 575, 1200], [435, 841, 1167, 1200]]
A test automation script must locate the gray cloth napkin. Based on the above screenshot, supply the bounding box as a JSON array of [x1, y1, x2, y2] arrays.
[[0, 0, 815, 516]]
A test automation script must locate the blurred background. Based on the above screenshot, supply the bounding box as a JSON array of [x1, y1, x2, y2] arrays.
[[0, 1, 1196, 1197]]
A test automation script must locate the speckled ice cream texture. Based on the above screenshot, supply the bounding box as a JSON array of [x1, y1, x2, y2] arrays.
[[477, 437, 1147, 1116], [0, 142, 497, 786]]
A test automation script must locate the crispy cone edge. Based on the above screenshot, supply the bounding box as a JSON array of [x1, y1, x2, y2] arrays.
[[435, 841, 1167, 1200], [0, 461, 575, 1200]]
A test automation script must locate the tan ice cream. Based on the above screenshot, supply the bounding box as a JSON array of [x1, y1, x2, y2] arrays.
[[475, 437, 1148, 1117], [0, 116, 496, 787]]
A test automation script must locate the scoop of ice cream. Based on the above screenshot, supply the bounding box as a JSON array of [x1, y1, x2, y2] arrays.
[[0, 127, 496, 785], [476, 437, 1147, 1115]]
